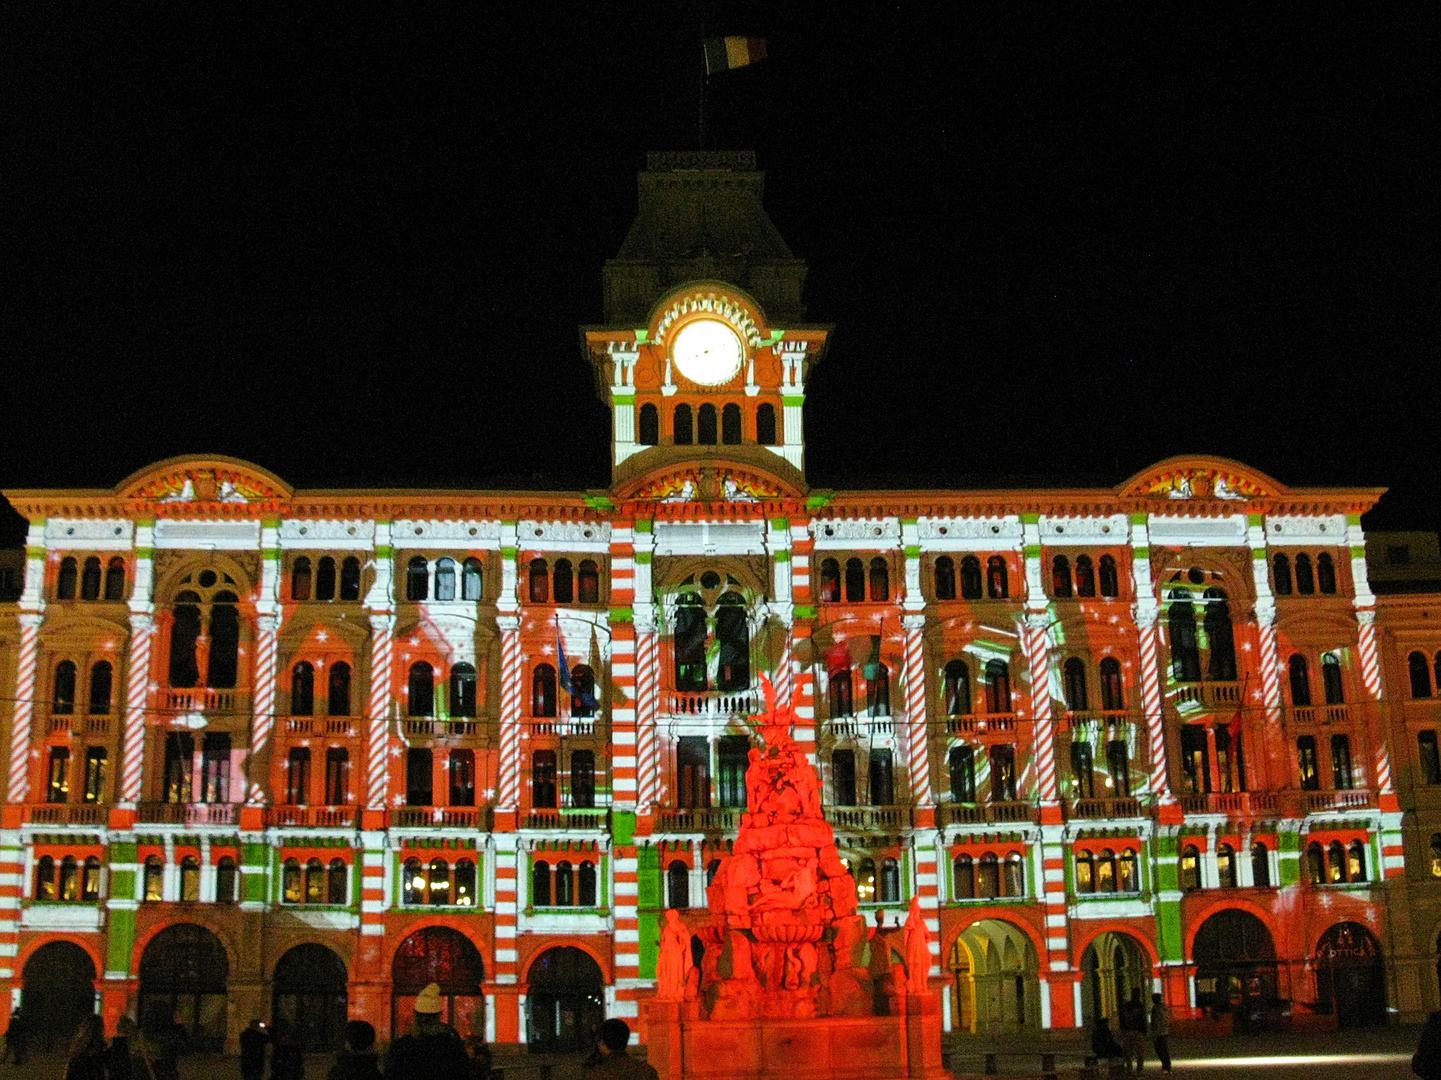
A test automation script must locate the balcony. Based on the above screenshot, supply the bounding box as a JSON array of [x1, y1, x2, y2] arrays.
[[162, 688, 247, 714], [284, 717, 357, 736], [1289, 704, 1355, 726], [1063, 710, 1133, 730], [27, 804, 108, 826], [391, 806, 490, 829], [401, 719, 482, 738], [824, 806, 913, 831], [939, 801, 1038, 826], [1293, 789, 1376, 815], [1171, 682, 1242, 709], [829, 714, 895, 738], [1178, 791, 1280, 816], [528, 717, 597, 737], [944, 714, 1018, 735], [654, 808, 739, 833], [1066, 796, 1143, 820], [136, 801, 238, 826], [265, 805, 359, 828], [523, 808, 609, 830], [668, 690, 758, 718]]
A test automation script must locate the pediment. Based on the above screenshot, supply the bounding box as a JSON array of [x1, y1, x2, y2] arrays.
[[1118, 456, 1284, 503], [116, 455, 292, 505], [613, 456, 805, 506]]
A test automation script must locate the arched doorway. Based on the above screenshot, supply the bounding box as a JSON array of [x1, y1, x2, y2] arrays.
[[392, 927, 485, 1038], [526, 946, 605, 1053], [21, 941, 96, 1050], [138, 924, 229, 1050], [1191, 909, 1278, 1029], [949, 921, 1041, 1034], [1080, 932, 1151, 1031], [273, 944, 349, 1051], [1316, 923, 1386, 1028]]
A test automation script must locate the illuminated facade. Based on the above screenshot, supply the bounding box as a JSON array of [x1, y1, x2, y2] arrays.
[[0, 152, 1429, 1051]]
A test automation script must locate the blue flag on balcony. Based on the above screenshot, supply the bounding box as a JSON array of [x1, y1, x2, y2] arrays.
[[557, 632, 598, 712]]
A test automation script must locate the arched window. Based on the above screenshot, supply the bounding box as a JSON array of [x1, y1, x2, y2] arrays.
[[327, 859, 347, 904], [829, 668, 853, 717], [1095, 850, 1115, 893], [56, 856, 79, 901], [1119, 849, 1138, 892], [673, 404, 693, 445], [1411, 652, 1434, 698], [216, 856, 237, 903], [328, 662, 351, 717], [1075, 851, 1094, 893], [869, 557, 889, 601], [944, 661, 971, 716], [638, 403, 659, 446], [1074, 555, 1096, 597], [408, 662, 434, 717], [1327, 840, 1347, 884], [454, 859, 477, 906], [569, 665, 597, 718], [1289, 655, 1311, 706], [56, 557, 78, 600], [169, 591, 202, 688], [674, 593, 706, 691], [948, 745, 975, 802], [960, 556, 983, 600], [529, 558, 550, 603], [1320, 653, 1345, 705], [667, 861, 690, 909], [461, 558, 483, 601], [532, 860, 551, 906], [52, 660, 77, 714], [553, 559, 574, 604], [88, 662, 113, 714], [450, 663, 477, 718], [755, 403, 777, 445], [578, 560, 600, 605], [555, 861, 574, 906], [1217, 844, 1236, 889], [291, 662, 315, 715], [879, 858, 901, 903], [206, 591, 240, 689], [1272, 554, 1293, 595], [1202, 588, 1237, 681], [819, 558, 841, 602], [1251, 842, 1270, 887], [1099, 657, 1125, 711], [697, 403, 718, 445], [1052, 555, 1073, 598], [402, 859, 424, 905], [305, 858, 325, 904], [1098, 554, 1119, 597], [986, 556, 1009, 599], [1296, 553, 1316, 595], [532, 664, 557, 717], [1004, 853, 1025, 897], [1063, 658, 1088, 712], [532, 750, 557, 808], [77, 857, 98, 901], [35, 855, 56, 900], [953, 854, 975, 899], [934, 556, 956, 600], [716, 592, 749, 692], [78, 557, 101, 600], [1180, 846, 1200, 891], [1305, 842, 1324, 885], [1347, 840, 1367, 883], [315, 556, 337, 601], [405, 557, 428, 601], [434, 558, 456, 601], [283, 858, 303, 903], [868, 665, 891, 717], [571, 749, 596, 809], [428, 859, 450, 905], [99, 557, 126, 601], [1316, 552, 1338, 593], [339, 556, 362, 601], [1168, 594, 1201, 681], [143, 856, 164, 901], [844, 558, 866, 602], [984, 660, 1011, 714], [292, 556, 313, 600], [854, 858, 877, 904], [721, 402, 742, 444], [978, 853, 1000, 899]]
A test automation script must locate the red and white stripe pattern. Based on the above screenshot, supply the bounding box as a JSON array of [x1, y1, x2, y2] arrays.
[[1024, 621, 1058, 803], [119, 614, 154, 804], [1355, 614, 1394, 795], [913, 840, 941, 980], [5, 615, 42, 803], [1257, 620, 1282, 722], [791, 620, 816, 761], [496, 623, 523, 809], [0, 834, 23, 988], [612, 849, 640, 999], [359, 844, 386, 938], [365, 617, 395, 809], [493, 843, 519, 986], [634, 626, 661, 808], [1135, 617, 1170, 801], [610, 623, 638, 806], [903, 618, 932, 805], [776, 624, 795, 710], [1040, 842, 1071, 978], [246, 619, 280, 802]]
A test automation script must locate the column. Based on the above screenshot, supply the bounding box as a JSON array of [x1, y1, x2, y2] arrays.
[[634, 611, 661, 810], [609, 523, 638, 811], [365, 614, 395, 813], [778, 341, 807, 472], [246, 614, 281, 803], [490, 835, 521, 1041], [495, 616, 523, 815], [902, 614, 933, 807], [790, 520, 817, 760], [4, 613, 43, 804], [1129, 514, 1176, 815], [608, 342, 641, 466]]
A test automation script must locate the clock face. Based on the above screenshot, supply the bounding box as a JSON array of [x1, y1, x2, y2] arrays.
[[672, 319, 744, 386]]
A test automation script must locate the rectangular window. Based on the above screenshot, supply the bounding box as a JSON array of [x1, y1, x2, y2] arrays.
[[832, 750, 857, 806], [324, 747, 349, 805], [676, 737, 710, 809], [406, 748, 433, 806], [200, 733, 230, 804], [286, 747, 311, 805], [716, 736, 749, 808], [1215, 727, 1233, 794], [449, 749, 476, 807], [1180, 725, 1210, 794], [1330, 734, 1354, 790], [1297, 736, 1320, 791], [1070, 741, 1094, 799], [1106, 740, 1130, 797], [570, 749, 596, 809], [531, 749, 557, 809], [868, 748, 894, 806], [1420, 731, 1441, 786], [989, 745, 1017, 802], [163, 733, 194, 804], [949, 745, 976, 803], [84, 747, 107, 804], [46, 747, 69, 803]]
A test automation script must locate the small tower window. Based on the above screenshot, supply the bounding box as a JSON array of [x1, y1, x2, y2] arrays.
[[638, 403, 659, 446], [578, 560, 600, 604], [339, 556, 362, 600], [1316, 552, 1337, 594], [721, 403, 742, 444], [315, 556, 336, 601], [1052, 555, 1072, 598], [868, 557, 889, 601], [81, 557, 102, 600], [57, 557, 78, 600], [1272, 553, 1293, 595], [674, 404, 694, 445], [553, 559, 574, 604], [960, 556, 983, 599], [934, 556, 956, 600], [845, 558, 865, 602], [434, 557, 456, 601], [756, 403, 778, 445], [405, 557, 429, 601], [104, 558, 127, 601], [697, 403, 718, 444], [529, 558, 550, 603], [292, 557, 313, 601], [461, 558, 483, 601], [1295, 553, 1315, 595], [1074, 555, 1095, 597], [1098, 554, 1119, 597], [986, 556, 1008, 599], [819, 558, 840, 603]]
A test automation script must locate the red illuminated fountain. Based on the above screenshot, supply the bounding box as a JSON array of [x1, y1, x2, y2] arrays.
[[646, 677, 951, 1079]]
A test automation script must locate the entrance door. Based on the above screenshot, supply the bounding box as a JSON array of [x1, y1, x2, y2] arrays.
[[21, 941, 96, 1050], [391, 927, 486, 1039], [1316, 923, 1386, 1029], [138, 924, 230, 1051], [526, 947, 604, 1053], [273, 944, 348, 1051]]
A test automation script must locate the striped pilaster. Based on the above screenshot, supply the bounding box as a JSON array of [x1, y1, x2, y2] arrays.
[[613, 848, 640, 987], [634, 617, 661, 809], [912, 832, 942, 979], [1038, 828, 1073, 983], [496, 618, 523, 811], [493, 840, 519, 984], [1355, 610, 1397, 805], [360, 835, 386, 938], [366, 614, 395, 809], [1023, 618, 1058, 804], [902, 615, 932, 806], [791, 619, 816, 760], [119, 614, 155, 804], [611, 624, 638, 808], [246, 615, 281, 803], [5, 615, 43, 803], [1135, 615, 1171, 802]]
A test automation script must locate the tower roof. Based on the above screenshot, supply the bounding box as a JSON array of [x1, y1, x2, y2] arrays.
[[603, 151, 808, 325]]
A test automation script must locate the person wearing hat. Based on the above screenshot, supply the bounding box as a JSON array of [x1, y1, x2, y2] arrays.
[[384, 984, 468, 1080], [583, 1019, 658, 1080]]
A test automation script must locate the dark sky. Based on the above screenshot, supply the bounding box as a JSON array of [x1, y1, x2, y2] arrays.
[[3, 5, 1437, 543]]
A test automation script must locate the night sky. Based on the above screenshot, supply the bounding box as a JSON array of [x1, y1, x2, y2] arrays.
[[3, 6, 1437, 544]]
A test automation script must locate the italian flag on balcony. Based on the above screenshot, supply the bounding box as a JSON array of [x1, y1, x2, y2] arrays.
[[704, 36, 767, 76]]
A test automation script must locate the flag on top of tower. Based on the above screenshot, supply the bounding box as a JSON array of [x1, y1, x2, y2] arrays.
[[704, 37, 767, 76]]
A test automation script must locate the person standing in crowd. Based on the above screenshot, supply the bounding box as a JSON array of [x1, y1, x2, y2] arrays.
[[384, 984, 468, 1080], [144, 1013, 184, 1080], [583, 1020, 658, 1080], [1414, 1010, 1441, 1080], [1118, 988, 1148, 1076], [4, 1007, 29, 1065], [65, 1017, 109, 1080], [268, 1023, 303, 1080], [107, 1017, 137, 1080], [463, 1035, 493, 1080], [239, 1020, 267, 1080], [327, 1021, 381, 1080], [1150, 993, 1172, 1076]]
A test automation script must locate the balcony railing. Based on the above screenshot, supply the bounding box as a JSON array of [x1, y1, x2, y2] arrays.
[[285, 717, 357, 736], [136, 801, 239, 825], [528, 717, 597, 737], [939, 801, 1038, 826], [391, 806, 489, 829], [829, 715, 895, 738], [1067, 796, 1143, 820], [945, 714, 1018, 735], [668, 690, 758, 717], [28, 804, 107, 825], [1063, 710, 1133, 730], [1290, 704, 1355, 726], [1179, 791, 1280, 815], [1171, 682, 1242, 709], [163, 688, 246, 714], [523, 809, 609, 830], [266, 805, 359, 828], [1296, 788, 1375, 814], [824, 806, 913, 831], [402, 719, 483, 738], [654, 808, 739, 833]]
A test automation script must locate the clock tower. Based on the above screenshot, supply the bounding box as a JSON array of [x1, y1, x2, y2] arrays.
[[583, 152, 830, 487]]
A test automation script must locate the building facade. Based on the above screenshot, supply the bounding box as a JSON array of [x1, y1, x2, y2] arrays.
[[0, 152, 1431, 1051]]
